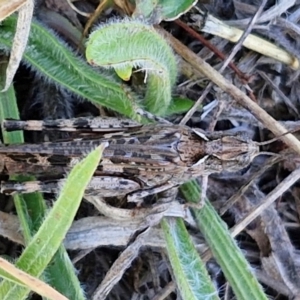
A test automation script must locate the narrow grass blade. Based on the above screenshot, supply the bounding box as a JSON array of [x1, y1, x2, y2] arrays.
[[180, 180, 268, 300], [0, 56, 24, 143], [0, 143, 107, 299], [161, 217, 219, 300]]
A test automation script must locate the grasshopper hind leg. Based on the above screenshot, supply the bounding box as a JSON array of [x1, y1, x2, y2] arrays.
[[127, 182, 176, 203], [2, 117, 142, 133], [1, 176, 141, 197], [1, 180, 59, 195]]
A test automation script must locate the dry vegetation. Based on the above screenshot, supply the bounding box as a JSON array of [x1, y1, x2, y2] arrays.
[[1, 0, 300, 299]]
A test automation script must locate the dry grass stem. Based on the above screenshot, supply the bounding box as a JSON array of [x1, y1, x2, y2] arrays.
[[1, 0, 34, 91], [231, 167, 300, 237], [0, 0, 27, 21]]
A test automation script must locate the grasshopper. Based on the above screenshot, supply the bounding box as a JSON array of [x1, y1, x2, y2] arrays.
[[0, 115, 260, 202]]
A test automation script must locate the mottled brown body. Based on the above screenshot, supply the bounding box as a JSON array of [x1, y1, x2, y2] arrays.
[[0, 118, 259, 198]]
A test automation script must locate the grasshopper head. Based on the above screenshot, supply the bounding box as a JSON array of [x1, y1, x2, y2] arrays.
[[206, 136, 260, 172]]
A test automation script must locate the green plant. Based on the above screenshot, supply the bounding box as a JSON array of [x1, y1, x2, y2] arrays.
[[86, 18, 177, 115]]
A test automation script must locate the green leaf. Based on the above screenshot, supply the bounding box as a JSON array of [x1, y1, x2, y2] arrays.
[[114, 65, 133, 81], [166, 96, 200, 116], [133, 0, 198, 22], [162, 217, 219, 300], [86, 18, 177, 115], [180, 181, 268, 300], [159, 0, 198, 21]]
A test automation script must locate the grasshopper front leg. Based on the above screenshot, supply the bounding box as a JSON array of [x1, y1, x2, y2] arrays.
[[1, 176, 178, 204], [127, 182, 177, 203], [1, 177, 179, 205]]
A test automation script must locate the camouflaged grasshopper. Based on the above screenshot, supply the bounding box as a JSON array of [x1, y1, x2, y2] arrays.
[[0, 115, 260, 202]]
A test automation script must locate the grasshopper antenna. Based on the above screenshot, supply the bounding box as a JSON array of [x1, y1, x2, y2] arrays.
[[252, 128, 300, 159], [256, 127, 300, 146]]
